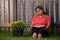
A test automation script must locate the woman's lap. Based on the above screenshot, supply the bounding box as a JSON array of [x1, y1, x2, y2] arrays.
[[32, 27, 49, 37], [32, 27, 46, 33]]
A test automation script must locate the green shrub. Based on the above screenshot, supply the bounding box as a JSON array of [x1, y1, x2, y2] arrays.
[[11, 20, 26, 30]]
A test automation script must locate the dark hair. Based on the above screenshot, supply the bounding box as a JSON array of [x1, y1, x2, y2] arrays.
[[35, 6, 47, 14], [35, 6, 44, 11]]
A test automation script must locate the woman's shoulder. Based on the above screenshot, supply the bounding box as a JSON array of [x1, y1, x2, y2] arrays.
[[43, 15, 51, 19]]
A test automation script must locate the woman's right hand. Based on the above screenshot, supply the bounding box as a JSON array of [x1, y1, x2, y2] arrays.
[[30, 26, 32, 29], [30, 22, 33, 29]]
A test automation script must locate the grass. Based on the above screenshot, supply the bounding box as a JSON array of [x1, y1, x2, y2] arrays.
[[0, 29, 60, 40]]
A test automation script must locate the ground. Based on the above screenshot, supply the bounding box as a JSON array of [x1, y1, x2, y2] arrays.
[[0, 29, 60, 40]]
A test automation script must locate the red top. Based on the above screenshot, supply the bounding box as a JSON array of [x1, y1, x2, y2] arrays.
[[32, 15, 51, 27]]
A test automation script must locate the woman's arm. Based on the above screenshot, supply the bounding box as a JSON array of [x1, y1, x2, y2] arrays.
[[30, 22, 33, 29], [46, 16, 51, 29], [46, 21, 51, 29]]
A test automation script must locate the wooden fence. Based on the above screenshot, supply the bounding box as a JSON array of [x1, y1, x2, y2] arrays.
[[0, 0, 60, 31]]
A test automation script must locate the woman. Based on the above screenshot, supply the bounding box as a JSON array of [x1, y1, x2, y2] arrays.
[[30, 6, 51, 39]]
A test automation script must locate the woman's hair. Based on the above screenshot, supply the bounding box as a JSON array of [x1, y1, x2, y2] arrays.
[[35, 6, 47, 14]]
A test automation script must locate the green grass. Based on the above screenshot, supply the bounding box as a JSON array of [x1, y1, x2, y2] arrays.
[[0, 29, 60, 40]]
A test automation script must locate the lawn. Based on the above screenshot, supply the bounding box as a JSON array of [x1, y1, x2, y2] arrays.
[[0, 29, 60, 40]]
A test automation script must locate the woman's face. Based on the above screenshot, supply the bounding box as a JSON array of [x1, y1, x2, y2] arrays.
[[36, 8, 43, 16]]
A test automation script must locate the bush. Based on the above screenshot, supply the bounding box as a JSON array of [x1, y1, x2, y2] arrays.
[[11, 20, 26, 30]]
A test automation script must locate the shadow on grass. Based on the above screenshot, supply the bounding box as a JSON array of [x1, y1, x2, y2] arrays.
[[23, 31, 32, 37]]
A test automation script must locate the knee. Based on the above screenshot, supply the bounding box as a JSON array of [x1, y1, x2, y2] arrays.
[[32, 33, 37, 38]]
